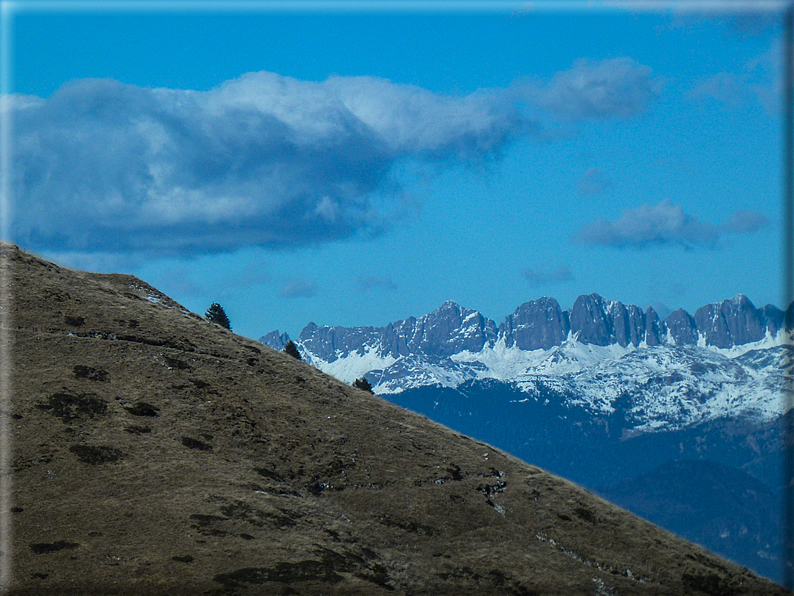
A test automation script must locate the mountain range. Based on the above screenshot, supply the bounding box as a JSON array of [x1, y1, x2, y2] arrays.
[[265, 294, 792, 359], [261, 294, 792, 429]]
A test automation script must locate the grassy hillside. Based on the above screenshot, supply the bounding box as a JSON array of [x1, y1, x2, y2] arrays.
[[3, 244, 788, 595]]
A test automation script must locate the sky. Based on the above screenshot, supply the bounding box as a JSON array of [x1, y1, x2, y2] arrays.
[[5, 1, 790, 340]]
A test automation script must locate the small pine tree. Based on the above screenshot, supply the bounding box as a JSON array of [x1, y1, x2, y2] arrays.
[[205, 302, 231, 330], [283, 340, 302, 360], [353, 377, 374, 394]]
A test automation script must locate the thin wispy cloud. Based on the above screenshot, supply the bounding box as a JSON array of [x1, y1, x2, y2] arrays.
[[526, 57, 663, 120], [664, 8, 781, 39], [689, 72, 748, 108], [10, 58, 661, 259], [576, 199, 769, 249], [722, 209, 770, 233], [725, 13, 780, 38], [359, 275, 398, 293], [689, 40, 781, 113], [521, 265, 574, 287], [577, 167, 612, 197], [279, 279, 318, 299]]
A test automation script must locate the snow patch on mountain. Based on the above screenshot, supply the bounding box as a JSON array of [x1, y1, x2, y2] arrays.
[[704, 328, 790, 358], [452, 334, 637, 381], [306, 343, 398, 384]]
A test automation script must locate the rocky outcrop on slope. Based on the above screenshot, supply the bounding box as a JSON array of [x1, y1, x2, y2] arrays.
[[666, 308, 700, 345], [694, 294, 770, 348]]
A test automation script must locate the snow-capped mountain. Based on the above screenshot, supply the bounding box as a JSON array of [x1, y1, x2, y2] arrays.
[[260, 294, 793, 430]]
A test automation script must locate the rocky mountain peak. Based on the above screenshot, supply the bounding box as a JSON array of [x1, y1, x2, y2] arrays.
[[260, 329, 290, 350], [763, 304, 786, 336], [665, 308, 699, 345], [412, 301, 498, 357], [564, 294, 665, 348], [694, 295, 768, 349], [301, 321, 318, 335], [644, 306, 664, 347], [569, 294, 617, 346], [437, 299, 461, 311], [499, 297, 569, 351]]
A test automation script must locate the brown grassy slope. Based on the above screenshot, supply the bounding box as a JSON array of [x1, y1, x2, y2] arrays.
[[3, 244, 789, 595]]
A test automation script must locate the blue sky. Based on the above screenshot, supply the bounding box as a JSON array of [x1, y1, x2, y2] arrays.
[[7, 2, 788, 340]]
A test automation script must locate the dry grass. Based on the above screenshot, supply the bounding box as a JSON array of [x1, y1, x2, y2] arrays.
[[2, 244, 789, 595]]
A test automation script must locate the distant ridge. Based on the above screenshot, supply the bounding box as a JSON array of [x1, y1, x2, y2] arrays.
[[263, 293, 792, 359], [260, 295, 792, 418]]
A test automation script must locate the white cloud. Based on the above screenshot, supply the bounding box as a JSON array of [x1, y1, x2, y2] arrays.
[[576, 199, 769, 249], [521, 265, 574, 287], [279, 279, 318, 299], [11, 74, 532, 256], [10, 60, 661, 258], [527, 57, 663, 120]]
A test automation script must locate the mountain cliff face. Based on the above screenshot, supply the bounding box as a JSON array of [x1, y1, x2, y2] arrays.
[[292, 301, 500, 362], [261, 294, 792, 430], [501, 296, 569, 350]]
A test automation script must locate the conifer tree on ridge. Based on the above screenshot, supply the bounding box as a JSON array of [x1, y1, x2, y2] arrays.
[[205, 303, 231, 330]]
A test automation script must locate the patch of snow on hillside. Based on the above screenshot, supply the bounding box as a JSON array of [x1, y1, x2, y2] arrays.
[[374, 361, 471, 394], [451, 337, 548, 381], [697, 332, 707, 348], [462, 311, 479, 325], [452, 336, 635, 382], [705, 329, 792, 358], [307, 343, 397, 384], [562, 344, 789, 430]]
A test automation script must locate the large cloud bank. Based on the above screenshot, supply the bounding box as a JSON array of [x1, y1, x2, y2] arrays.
[[11, 59, 661, 256]]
